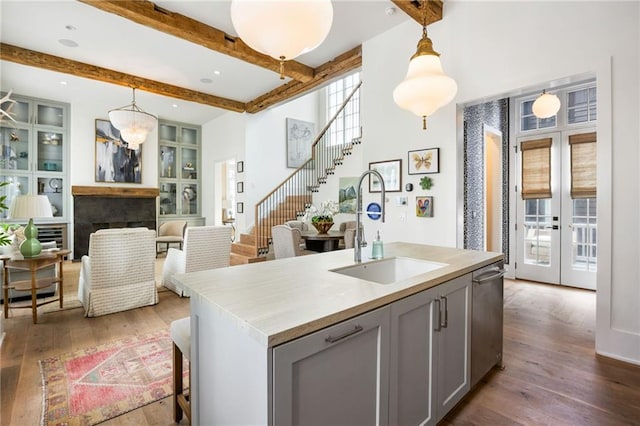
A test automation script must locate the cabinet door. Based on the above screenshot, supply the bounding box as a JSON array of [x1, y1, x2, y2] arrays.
[[435, 274, 472, 420], [389, 287, 438, 426], [273, 306, 390, 426]]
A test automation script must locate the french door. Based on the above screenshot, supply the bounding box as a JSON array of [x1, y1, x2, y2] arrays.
[[516, 131, 597, 290]]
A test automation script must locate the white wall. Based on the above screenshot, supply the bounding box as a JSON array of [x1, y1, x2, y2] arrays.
[[360, 1, 639, 363]]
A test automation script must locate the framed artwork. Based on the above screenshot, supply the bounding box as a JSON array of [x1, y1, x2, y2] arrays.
[[95, 119, 141, 183], [416, 196, 434, 217], [237, 161, 244, 173], [237, 181, 244, 193], [369, 159, 402, 192], [338, 176, 358, 214], [286, 118, 315, 168], [237, 202, 244, 214], [408, 148, 439, 174]]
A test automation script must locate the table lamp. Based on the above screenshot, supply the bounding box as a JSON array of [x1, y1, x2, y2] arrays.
[[8, 194, 54, 257]]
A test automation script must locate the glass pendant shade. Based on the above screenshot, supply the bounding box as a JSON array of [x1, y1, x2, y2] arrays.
[[532, 91, 561, 119], [393, 30, 457, 129], [230, 0, 333, 63], [108, 88, 156, 149]]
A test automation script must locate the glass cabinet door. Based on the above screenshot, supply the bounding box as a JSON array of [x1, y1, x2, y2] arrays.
[[182, 147, 197, 179], [36, 103, 65, 128], [1, 127, 30, 171], [181, 183, 198, 215], [160, 145, 176, 178], [37, 131, 64, 172], [159, 123, 177, 142], [181, 127, 198, 145], [0, 175, 29, 219], [37, 177, 64, 217], [159, 183, 177, 216]]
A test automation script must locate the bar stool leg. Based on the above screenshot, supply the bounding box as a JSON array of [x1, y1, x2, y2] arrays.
[[173, 342, 184, 422]]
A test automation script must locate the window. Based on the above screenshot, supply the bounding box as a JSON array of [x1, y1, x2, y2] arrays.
[[327, 72, 360, 146], [567, 86, 597, 124], [520, 138, 552, 199], [569, 132, 596, 198], [520, 98, 556, 131]]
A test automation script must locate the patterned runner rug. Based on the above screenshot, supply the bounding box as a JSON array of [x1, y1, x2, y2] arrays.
[[39, 330, 187, 425]]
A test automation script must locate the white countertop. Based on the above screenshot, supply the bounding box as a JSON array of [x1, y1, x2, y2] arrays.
[[174, 242, 502, 347]]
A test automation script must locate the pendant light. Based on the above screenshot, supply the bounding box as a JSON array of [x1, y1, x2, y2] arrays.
[[230, 0, 333, 79], [532, 90, 561, 119], [393, 2, 457, 130], [108, 88, 157, 150]]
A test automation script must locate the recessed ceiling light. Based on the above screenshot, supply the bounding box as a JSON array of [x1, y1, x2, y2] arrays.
[[172, 104, 178, 108], [58, 39, 78, 48], [65, 25, 77, 31], [213, 70, 221, 75], [200, 78, 213, 84], [60, 81, 67, 85]]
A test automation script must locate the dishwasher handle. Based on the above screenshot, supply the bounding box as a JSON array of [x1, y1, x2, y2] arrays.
[[473, 267, 506, 284]]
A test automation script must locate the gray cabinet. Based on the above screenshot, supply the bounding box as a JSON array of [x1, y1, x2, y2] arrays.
[[389, 273, 472, 425], [158, 120, 202, 221], [273, 306, 390, 426]]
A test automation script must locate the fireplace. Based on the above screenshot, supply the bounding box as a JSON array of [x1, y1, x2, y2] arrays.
[[72, 186, 159, 259]]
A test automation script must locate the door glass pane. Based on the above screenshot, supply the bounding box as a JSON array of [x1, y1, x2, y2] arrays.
[[36, 104, 64, 127], [181, 127, 198, 145], [571, 198, 597, 272], [181, 184, 197, 215], [159, 146, 176, 178], [182, 148, 197, 179], [159, 123, 177, 142], [0, 175, 29, 219], [567, 87, 597, 124], [38, 177, 63, 217], [159, 183, 176, 215], [37, 131, 63, 172], [1, 127, 29, 170], [523, 199, 552, 266]]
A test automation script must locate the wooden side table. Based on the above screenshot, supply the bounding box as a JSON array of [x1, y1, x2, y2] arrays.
[[2, 249, 71, 324]]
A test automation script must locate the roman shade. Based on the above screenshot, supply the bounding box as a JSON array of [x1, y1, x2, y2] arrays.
[[521, 138, 552, 199], [569, 132, 597, 198]]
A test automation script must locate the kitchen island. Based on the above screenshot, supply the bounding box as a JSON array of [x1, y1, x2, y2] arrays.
[[175, 242, 503, 425]]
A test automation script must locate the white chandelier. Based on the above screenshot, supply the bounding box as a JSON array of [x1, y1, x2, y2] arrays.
[[532, 90, 561, 119], [230, 0, 333, 79], [108, 88, 157, 150], [393, 24, 457, 130]]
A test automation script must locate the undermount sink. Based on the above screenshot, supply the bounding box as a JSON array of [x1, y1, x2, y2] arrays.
[[330, 257, 448, 285]]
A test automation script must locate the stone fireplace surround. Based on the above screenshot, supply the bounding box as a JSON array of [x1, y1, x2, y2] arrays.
[[72, 186, 158, 259]]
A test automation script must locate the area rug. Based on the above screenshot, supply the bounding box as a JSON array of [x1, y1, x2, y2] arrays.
[[39, 330, 187, 426]]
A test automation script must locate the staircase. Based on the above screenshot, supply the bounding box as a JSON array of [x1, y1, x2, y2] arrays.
[[230, 81, 362, 264]]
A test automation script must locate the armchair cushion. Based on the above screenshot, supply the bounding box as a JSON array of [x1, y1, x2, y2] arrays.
[[162, 226, 232, 296], [77, 227, 157, 317]]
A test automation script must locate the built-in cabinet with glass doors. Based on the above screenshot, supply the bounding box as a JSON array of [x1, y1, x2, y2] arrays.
[[0, 93, 69, 247], [158, 120, 203, 225]]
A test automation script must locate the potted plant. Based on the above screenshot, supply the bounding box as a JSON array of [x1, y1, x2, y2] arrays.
[[307, 200, 338, 234]]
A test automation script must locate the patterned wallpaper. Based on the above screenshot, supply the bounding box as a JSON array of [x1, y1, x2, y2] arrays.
[[462, 99, 509, 263]]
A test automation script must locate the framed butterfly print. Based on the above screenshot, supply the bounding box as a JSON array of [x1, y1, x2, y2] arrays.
[[408, 148, 439, 174]]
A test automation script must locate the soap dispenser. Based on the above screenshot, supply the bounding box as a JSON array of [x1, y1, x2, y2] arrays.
[[371, 230, 384, 259]]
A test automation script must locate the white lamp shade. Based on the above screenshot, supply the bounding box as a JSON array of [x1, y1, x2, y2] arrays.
[[8, 195, 53, 219], [393, 54, 458, 118], [231, 0, 333, 61], [532, 92, 561, 119], [108, 109, 156, 148]]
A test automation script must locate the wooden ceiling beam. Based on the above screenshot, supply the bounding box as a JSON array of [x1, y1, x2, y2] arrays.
[[78, 0, 315, 83], [391, 0, 443, 26], [246, 46, 362, 114], [0, 43, 246, 112]]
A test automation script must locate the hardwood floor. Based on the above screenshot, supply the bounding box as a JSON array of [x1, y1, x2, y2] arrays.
[[2, 266, 639, 425]]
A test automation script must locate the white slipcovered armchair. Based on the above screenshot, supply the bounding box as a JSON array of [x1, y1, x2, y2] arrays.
[[162, 225, 232, 296], [78, 228, 158, 317]]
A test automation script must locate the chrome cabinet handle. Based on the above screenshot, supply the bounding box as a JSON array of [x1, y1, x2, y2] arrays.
[[473, 268, 506, 284], [441, 296, 448, 328], [434, 298, 441, 332], [325, 325, 363, 344]]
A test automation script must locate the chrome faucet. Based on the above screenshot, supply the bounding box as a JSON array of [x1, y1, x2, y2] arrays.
[[354, 169, 386, 263]]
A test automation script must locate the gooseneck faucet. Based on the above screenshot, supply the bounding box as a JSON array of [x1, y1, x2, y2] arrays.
[[354, 169, 386, 263]]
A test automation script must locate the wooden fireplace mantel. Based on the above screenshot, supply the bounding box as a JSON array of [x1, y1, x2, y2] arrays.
[[72, 186, 159, 198]]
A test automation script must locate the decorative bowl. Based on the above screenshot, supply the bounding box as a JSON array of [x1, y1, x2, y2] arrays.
[[312, 221, 334, 234]]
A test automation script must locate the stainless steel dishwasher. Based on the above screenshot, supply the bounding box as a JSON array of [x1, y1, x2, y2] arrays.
[[471, 261, 506, 388]]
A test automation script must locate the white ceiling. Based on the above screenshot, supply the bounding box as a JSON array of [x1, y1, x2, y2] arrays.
[[0, 0, 410, 125]]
